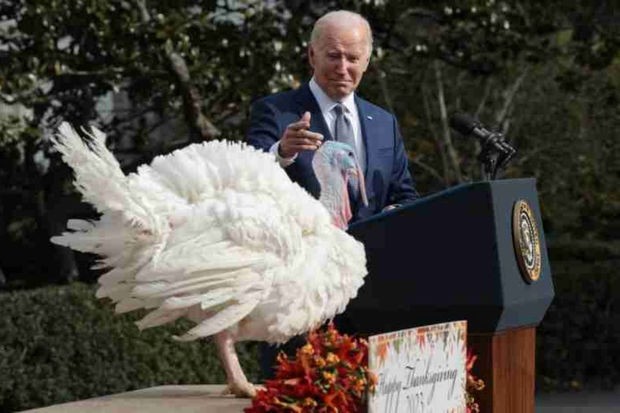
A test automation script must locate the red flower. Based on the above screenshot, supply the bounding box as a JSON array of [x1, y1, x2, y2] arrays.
[[245, 323, 374, 413], [465, 350, 485, 413]]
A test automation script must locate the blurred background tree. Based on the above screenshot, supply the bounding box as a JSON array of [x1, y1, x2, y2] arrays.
[[0, 0, 313, 284], [0, 0, 618, 404]]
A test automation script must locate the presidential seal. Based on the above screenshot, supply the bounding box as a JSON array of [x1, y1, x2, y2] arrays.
[[512, 200, 542, 283]]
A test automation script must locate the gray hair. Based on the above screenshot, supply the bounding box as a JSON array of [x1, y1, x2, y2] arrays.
[[310, 10, 373, 54]]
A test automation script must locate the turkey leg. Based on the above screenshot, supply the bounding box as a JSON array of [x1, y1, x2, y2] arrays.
[[214, 330, 256, 398]]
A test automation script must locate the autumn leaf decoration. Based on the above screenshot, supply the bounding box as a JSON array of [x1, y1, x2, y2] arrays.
[[375, 341, 389, 368], [466, 350, 485, 413], [245, 323, 376, 413]]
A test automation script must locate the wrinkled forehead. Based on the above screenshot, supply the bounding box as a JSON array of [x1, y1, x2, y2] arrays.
[[312, 20, 371, 53]]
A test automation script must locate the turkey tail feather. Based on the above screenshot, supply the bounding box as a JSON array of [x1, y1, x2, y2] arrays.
[[50, 122, 159, 233]]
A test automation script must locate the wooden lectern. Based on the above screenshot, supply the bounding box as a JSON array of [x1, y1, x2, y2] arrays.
[[341, 178, 554, 412]]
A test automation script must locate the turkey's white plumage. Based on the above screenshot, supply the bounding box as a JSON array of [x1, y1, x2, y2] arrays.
[[51, 123, 367, 349]]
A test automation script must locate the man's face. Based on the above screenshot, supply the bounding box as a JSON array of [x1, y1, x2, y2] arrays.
[[308, 23, 370, 101]]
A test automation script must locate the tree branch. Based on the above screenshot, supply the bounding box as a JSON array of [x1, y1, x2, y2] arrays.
[[410, 155, 445, 185], [434, 59, 462, 183], [373, 64, 394, 113], [474, 77, 493, 179], [495, 67, 529, 128], [166, 50, 220, 140], [475, 77, 493, 118], [132, 0, 220, 141], [421, 75, 450, 186]]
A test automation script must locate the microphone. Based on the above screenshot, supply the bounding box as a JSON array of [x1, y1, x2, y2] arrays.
[[449, 112, 497, 146], [449, 112, 517, 179]]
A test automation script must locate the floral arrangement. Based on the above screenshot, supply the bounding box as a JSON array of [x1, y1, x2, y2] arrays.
[[466, 350, 486, 413], [246, 324, 485, 412], [245, 323, 376, 412]]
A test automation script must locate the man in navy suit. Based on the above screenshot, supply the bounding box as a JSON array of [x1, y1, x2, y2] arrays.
[[246, 10, 419, 379], [246, 10, 418, 223]]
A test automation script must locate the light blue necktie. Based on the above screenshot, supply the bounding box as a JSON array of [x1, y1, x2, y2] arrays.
[[333, 103, 360, 209], [333, 103, 356, 155]]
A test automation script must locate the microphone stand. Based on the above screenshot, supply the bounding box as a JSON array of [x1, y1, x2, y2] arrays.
[[477, 132, 517, 180]]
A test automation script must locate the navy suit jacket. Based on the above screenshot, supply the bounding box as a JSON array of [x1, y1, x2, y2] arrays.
[[246, 83, 419, 222]]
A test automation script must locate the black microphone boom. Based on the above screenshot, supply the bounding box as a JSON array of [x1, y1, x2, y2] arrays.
[[449, 112, 517, 180], [450, 113, 500, 147]]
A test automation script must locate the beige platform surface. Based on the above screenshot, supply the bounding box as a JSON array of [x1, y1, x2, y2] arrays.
[[21, 385, 620, 412], [22, 385, 251, 413]]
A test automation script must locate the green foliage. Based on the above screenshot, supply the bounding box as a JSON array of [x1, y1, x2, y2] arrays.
[[355, 1, 620, 244], [0, 283, 260, 412], [0, 0, 314, 284], [538, 246, 620, 390], [0, 0, 618, 285], [1, 259, 618, 411], [0, 0, 306, 132], [509, 65, 620, 240]]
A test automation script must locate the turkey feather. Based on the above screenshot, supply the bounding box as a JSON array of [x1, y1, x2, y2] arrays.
[[51, 123, 367, 347]]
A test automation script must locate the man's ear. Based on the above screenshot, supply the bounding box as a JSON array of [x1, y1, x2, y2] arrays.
[[362, 54, 370, 72], [308, 44, 316, 69]]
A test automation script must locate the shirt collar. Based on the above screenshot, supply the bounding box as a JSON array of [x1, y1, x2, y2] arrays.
[[309, 77, 356, 115]]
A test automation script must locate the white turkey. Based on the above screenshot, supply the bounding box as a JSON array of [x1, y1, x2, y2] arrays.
[[50, 122, 368, 397]]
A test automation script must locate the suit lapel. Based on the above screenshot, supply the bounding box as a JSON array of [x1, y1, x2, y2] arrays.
[[355, 96, 378, 199]]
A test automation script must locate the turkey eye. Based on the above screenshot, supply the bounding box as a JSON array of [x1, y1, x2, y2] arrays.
[[348, 151, 353, 157]]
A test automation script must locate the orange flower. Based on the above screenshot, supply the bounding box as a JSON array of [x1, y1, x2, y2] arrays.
[[322, 371, 337, 384], [302, 397, 317, 408], [245, 323, 372, 413], [300, 343, 314, 356], [326, 352, 340, 365]]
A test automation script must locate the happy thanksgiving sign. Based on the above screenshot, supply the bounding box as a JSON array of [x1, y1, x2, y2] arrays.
[[368, 321, 467, 413]]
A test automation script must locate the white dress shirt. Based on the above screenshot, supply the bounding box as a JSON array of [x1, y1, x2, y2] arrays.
[[271, 77, 366, 171]]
